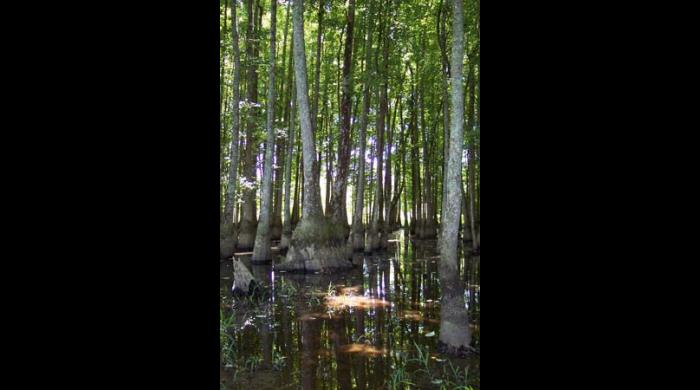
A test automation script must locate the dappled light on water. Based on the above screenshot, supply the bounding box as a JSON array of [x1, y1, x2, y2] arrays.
[[337, 343, 387, 356], [220, 230, 480, 389], [324, 294, 391, 310]]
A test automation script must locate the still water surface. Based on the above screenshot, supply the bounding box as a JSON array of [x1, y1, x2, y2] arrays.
[[220, 230, 480, 389]]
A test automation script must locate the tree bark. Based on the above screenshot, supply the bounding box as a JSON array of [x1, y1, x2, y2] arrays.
[[351, 0, 374, 252], [291, 139, 301, 226], [221, 0, 242, 259], [311, 0, 324, 140], [280, 61, 296, 251], [277, 0, 352, 273], [369, 6, 388, 251], [437, 0, 451, 229], [238, 0, 261, 250], [439, 0, 471, 354], [466, 62, 478, 252], [327, 0, 356, 229], [271, 2, 293, 241], [251, 0, 277, 263]]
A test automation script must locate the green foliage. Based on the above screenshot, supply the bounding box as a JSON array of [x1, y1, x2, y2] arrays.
[[388, 365, 415, 390], [272, 351, 287, 371], [383, 342, 474, 390], [220, 309, 237, 366], [276, 277, 298, 297], [244, 355, 263, 373]]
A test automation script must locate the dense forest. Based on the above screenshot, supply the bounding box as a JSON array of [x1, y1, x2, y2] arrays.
[[220, 0, 479, 388]]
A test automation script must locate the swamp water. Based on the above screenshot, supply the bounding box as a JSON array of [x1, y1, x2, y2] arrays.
[[220, 230, 480, 389]]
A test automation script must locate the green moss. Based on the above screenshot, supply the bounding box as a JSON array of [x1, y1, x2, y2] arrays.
[[291, 216, 348, 247]]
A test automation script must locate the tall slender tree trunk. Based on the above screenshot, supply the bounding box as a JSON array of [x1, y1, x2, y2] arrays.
[[409, 84, 420, 235], [439, 0, 471, 354], [437, 0, 451, 229], [292, 0, 323, 220], [238, 0, 261, 250], [280, 61, 296, 250], [351, 0, 374, 252], [220, 0, 229, 182], [384, 87, 397, 235], [311, 0, 324, 140], [272, 2, 293, 241], [251, 0, 277, 263], [419, 86, 437, 239], [291, 140, 301, 226], [466, 62, 478, 252], [388, 95, 402, 228], [221, 0, 242, 259], [328, 0, 356, 229], [220, 0, 228, 113], [369, 6, 388, 251], [382, 16, 394, 240], [461, 179, 472, 241], [324, 105, 333, 213], [277, 0, 352, 273]]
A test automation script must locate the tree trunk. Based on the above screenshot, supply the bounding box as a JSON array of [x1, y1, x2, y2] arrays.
[[437, 0, 451, 230], [368, 7, 388, 251], [238, 0, 260, 250], [280, 62, 296, 251], [251, 0, 277, 263], [291, 140, 301, 226], [232, 257, 258, 295], [461, 181, 472, 241], [272, 3, 293, 241], [466, 62, 478, 253], [351, 0, 374, 252], [327, 0, 356, 230], [277, 0, 352, 273], [419, 87, 437, 239], [380, 6, 392, 247], [311, 0, 324, 139], [409, 85, 420, 236], [439, 0, 471, 355], [221, 0, 242, 259]]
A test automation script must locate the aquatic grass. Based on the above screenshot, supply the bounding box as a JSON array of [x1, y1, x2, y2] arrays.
[[402, 342, 475, 390], [387, 365, 415, 389], [306, 295, 322, 307], [244, 355, 263, 373], [409, 341, 431, 374], [276, 278, 298, 297], [438, 361, 473, 390], [220, 309, 237, 366], [327, 281, 337, 297], [272, 351, 287, 370]]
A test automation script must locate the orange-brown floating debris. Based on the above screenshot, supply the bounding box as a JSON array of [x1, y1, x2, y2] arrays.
[[324, 295, 391, 310], [400, 310, 439, 324], [339, 285, 362, 295], [338, 343, 387, 356]]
